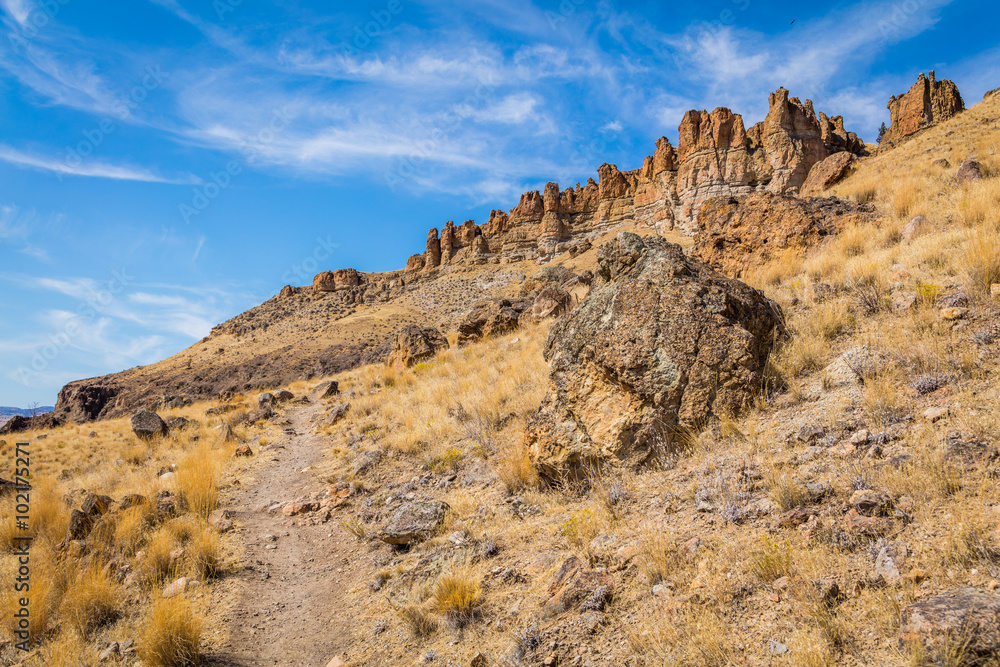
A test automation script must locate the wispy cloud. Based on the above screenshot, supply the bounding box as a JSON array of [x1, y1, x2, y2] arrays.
[[0, 144, 198, 183]]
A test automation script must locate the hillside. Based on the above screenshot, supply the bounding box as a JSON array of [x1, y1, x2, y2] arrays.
[[1, 75, 998, 667]]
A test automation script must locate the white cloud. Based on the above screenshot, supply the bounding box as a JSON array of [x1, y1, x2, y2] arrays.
[[0, 0, 31, 26], [0, 144, 198, 183]]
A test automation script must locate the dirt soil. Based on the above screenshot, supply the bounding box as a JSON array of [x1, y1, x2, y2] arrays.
[[203, 400, 367, 667]]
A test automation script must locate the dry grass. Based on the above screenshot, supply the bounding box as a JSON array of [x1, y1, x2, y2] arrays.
[[138, 596, 203, 667], [430, 568, 483, 627], [175, 444, 220, 519], [61, 565, 122, 637]]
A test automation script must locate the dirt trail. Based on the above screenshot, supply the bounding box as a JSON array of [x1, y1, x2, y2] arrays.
[[205, 400, 361, 667]]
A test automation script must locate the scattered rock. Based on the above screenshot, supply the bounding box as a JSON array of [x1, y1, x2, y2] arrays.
[[850, 490, 892, 516], [900, 587, 1000, 661], [131, 410, 167, 440], [526, 285, 572, 322], [875, 544, 902, 585], [313, 380, 340, 399], [457, 299, 527, 344], [923, 407, 949, 423], [326, 402, 351, 426], [381, 500, 450, 545], [527, 233, 785, 481], [258, 393, 275, 407], [901, 216, 929, 243], [351, 450, 382, 475], [99, 643, 120, 662], [283, 500, 319, 516], [388, 325, 449, 367], [234, 444, 253, 457], [65, 509, 94, 541], [208, 509, 234, 533], [118, 494, 146, 510], [275, 390, 294, 403], [957, 159, 984, 182], [247, 406, 274, 423], [166, 416, 190, 431], [940, 307, 968, 321], [162, 577, 189, 598], [931, 158, 951, 169]]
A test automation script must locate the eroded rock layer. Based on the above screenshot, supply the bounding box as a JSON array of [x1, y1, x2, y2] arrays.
[[883, 71, 965, 146]]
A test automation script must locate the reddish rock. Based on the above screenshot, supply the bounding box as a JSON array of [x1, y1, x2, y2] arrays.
[[387, 325, 448, 367], [801, 151, 857, 194], [690, 193, 875, 279], [883, 71, 965, 145], [957, 159, 984, 182], [312, 271, 336, 292]]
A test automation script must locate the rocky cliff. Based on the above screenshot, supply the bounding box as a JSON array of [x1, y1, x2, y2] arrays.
[[399, 87, 867, 274], [883, 71, 965, 146]]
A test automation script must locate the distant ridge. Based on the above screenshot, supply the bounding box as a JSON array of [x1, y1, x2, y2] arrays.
[[0, 405, 54, 424]]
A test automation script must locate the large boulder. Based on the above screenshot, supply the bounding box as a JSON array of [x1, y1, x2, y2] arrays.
[[131, 410, 167, 440], [900, 588, 1000, 661], [525, 233, 785, 482], [387, 325, 448, 367], [690, 193, 875, 279], [0, 415, 29, 435], [801, 151, 857, 194], [456, 299, 528, 345], [312, 271, 337, 292]]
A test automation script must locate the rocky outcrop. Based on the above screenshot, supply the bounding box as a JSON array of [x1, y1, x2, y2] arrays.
[[397, 88, 868, 269], [456, 299, 531, 345], [312, 268, 362, 292], [387, 325, 449, 367], [525, 233, 785, 482], [883, 71, 965, 146], [900, 588, 1000, 661], [690, 193, 876, 279]]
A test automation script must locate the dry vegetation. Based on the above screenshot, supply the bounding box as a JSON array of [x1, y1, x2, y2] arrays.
[[0, 398, 251, 666], [1, 94, 998, 667], [305, 93, 1000, 666]]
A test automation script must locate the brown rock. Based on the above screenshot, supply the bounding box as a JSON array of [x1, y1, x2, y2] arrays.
[[283, 500, 319, 516], [690, 193, 875, 279], [312, 271, 337, 292], [526, 233, 785, 481], [883, 71, 965, 145], [801, 151, 856, 194], [131, 410, 167, 440], [312, 380, 339, 399], [326, 402, 350, 425], [387, 325, 448, 367], [381, 500, 450, 545], [528, 286, 572, 322], [901, 216, 929, 243], [900, 588, 1000, 660], [234, 444, 253, 457], [957, 159, 984, 182], [457, 299, 526, 345], [850, 489, 891, 516]]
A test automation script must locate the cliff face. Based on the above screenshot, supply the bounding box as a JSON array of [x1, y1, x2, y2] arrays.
[[395, 87, 867, 272], [883, 71, 965, 145]]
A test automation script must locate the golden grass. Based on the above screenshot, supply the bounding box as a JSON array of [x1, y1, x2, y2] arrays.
[[61, 565, 122, 637], [430, 568, 483, 627], [175, 444, 220, 520], [138, 596, 203, 667]]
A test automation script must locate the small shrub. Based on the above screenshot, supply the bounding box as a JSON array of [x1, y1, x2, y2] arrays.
[[752, 534, 794, 582], [915, 282, 941, 305], [399, 604, 437, 637], [495, 440, 539, 492], [428, 447, 465, 472], [142, 528, 179, 584], [188, 526, 223, 579], [560, 508, 598, 549], [963, 229, 1000, 295], [175, 446, 219, 520], [138, 597, 203, 667], [431, 570, 482, 627], [62, 566, 121, 636], [766, 466, 810, 511]]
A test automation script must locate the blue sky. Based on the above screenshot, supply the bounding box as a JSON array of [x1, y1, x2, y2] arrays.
[[0, 0, 997, 407]]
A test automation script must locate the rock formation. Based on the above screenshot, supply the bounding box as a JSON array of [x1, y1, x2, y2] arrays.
[[525, 233, 785, 482], [393, 88, 869, 271], [883, 71, 965, 146], [690, 193, 876, 279], [387, 325, 449, 367], [801, 151, 857, 194]]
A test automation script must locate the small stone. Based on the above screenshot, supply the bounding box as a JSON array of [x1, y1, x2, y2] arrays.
[[901, 216, 928, 243], [313, 380, 340, 400], [924, 407, 949, 422], [875, 545, 902, 585], [850, 429, 870, 445], [381, 500, 450, 545], [208, 509, 235, 533], [940, 307, 969, 321], [851, 489, 891, 516], [162, 577, 188, 598], [325, 657, 345, 667], [773, 576, 791, 590], [768, 640, 788, 655], [99, 643, 120, 662], [234, 444, 253, 457]]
